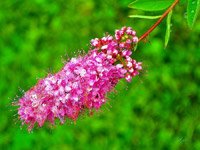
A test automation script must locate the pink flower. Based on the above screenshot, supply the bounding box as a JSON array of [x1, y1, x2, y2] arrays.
[[18, 26, 142, 131]]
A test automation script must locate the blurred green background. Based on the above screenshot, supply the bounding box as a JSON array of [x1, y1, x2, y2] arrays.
[[0, 0, 200, 149]]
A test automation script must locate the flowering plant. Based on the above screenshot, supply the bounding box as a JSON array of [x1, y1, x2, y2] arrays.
[[17, 0, 199, 131], [18, 27, 142, 131]]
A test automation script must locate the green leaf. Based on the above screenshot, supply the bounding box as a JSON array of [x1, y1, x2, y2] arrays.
[[129, 0, 174, 11], [133, 43, 138, 51], [165, 10, 173, 48], [187, 0, 200, 28], [129, 14, 162, 19]]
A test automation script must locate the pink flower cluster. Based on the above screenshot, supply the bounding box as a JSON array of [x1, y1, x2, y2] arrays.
[[18, 26, 142, 131]]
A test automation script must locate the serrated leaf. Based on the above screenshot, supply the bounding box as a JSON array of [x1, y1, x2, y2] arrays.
[[129, 14, 162, 19], [187, 0, 200, 28], [165, 10, 173, 48], [129, 0, 174, 11]]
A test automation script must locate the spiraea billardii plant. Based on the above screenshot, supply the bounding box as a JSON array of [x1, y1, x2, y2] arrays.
[[17, 0, 199, 131], [18, 27, 142, 131]]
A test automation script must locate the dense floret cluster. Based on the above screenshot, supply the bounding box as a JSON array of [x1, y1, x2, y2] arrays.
[[18, 27, 142, 131]]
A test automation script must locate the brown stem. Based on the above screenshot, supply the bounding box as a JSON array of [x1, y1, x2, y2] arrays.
[[138, 0, 179, 42]]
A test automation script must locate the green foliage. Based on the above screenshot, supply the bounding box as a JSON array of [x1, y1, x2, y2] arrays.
[[129, 0, 174, 11], [187, 0, 200, 28], [165, 10, 173, 47], [0, 0, 200, 150], [129, 0, 200, 46], [129, 14, 162, 19]]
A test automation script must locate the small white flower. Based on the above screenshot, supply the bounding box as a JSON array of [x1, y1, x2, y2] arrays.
[[107, 55, 112, 59], [65, 86, 71, 92], [73, 96, 79, 102], [71, 58, 77, 63], [79, 68, 86, 77], [127, 62, 132, 68], [116, 64, 123, 69], [101, 45, 108, 50], [31, 94, 37, 99]]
